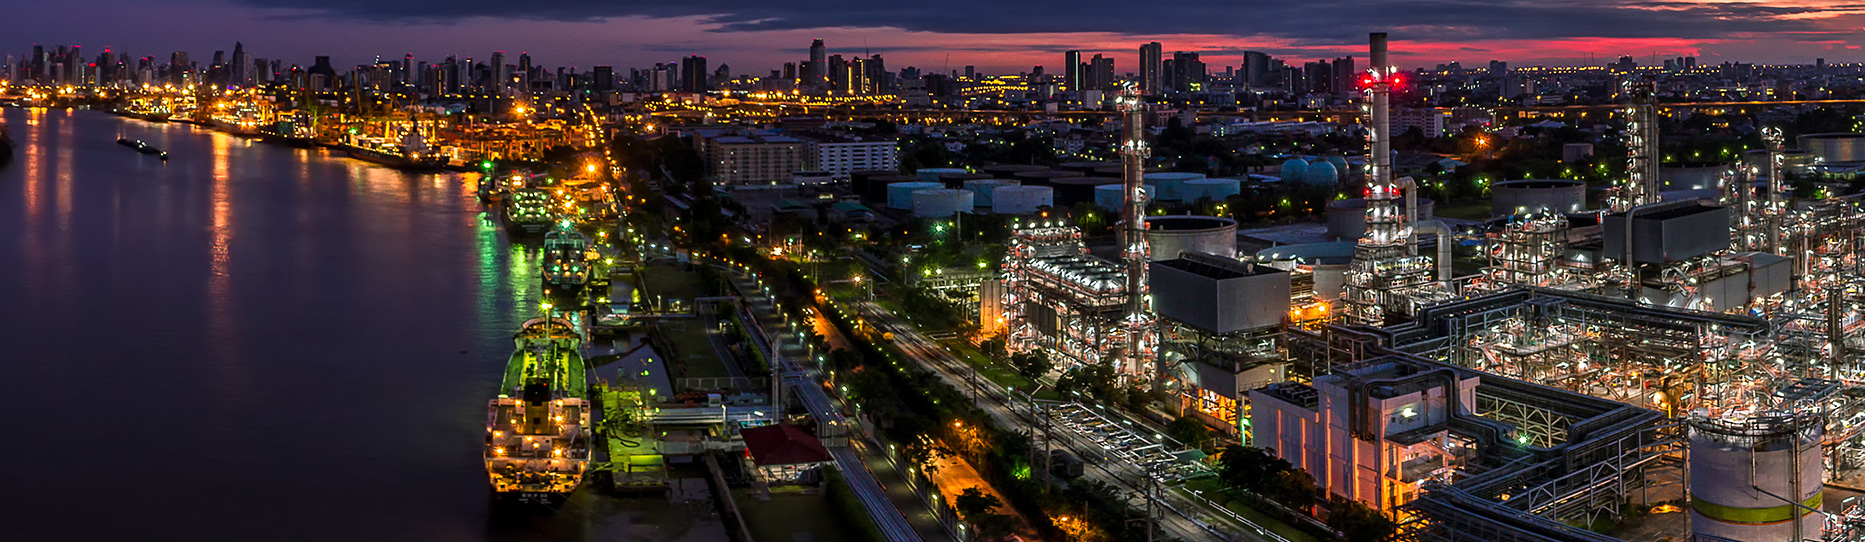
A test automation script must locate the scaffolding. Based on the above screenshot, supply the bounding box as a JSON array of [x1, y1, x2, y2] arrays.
[[1486, 213, 1570, 288], [1000, 221, 1131, 370]]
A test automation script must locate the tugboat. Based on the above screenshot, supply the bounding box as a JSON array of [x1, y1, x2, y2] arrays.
[[484, 317, 590, 502], [542, 222, 590, 297], [119, 138, 168, 161], [503, 188, 554, 236]]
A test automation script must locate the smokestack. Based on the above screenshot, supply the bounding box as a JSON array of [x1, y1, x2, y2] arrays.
[[1116, 82, 1155, 379]]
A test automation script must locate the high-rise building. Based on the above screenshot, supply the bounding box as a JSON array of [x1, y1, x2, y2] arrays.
[[1139, 42, 1163, 94], [1064, 50, 1083, 92], [229, 42, 249, 86], [489, 51, 507, 93], [1330, 56, 1356, 95], [680, 55, 708, 93], [1242, 51, 1271, 88], [1170, 51, 1205, 92], [809, 39, 827, 89], [592, 65, 613, 93]]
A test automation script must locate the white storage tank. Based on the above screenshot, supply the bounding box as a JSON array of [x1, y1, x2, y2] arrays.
[[1120, 215, 1237, 260], [1095, 183, 1131, 210], [991, 185, 1053, 215], [887, 181, 943, 209], [1689, 413, 1822, 542], [963, 179, 1018, 207], [1143, 172, 1205, 202], [916, 167, 969, 183], [1182, 178, 1242, 203], [1491, 179, 1587, 216], [1327, 197, 1435, 240], [911, 188, 975, 218], [1798, 133, 1865, 163]]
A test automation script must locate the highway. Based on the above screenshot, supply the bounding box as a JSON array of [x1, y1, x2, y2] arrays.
[[722, 271, 930, 542], [854, 300, 1295, 542]]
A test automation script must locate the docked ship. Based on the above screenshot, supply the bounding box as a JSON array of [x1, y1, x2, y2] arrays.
[[504, 188, 554, 236], [340, 130, 449, 170], [542, 223, 590, 296], [485, 317, 591, 501]]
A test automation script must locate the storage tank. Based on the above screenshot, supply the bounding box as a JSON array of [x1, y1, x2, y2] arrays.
[[1279, 158, 1310, 183], [1144, 172, 1205, 202], [1327, 197, 1435, 240], [1798, 132, 1865, 163], [1095, 184, 1129, 210], [1323, 155, 1349, 176], [983, 164, 1050, 176], [887, 181, 944, 209], [1743, 149, 1817, 180], [1255, 241, 1356, 300], [1491, 180, 1587, 216], [868, 174, 921, 204], [1304, 160, 1339, 188], [1688, 413, 1822, 542], [1050, 177, 1116, 207], [1013, 169, 1085, 186], [1182, 178, 1242, 203], [911, 188, 975, 218], [963, 179, 1018, 207], [852, 170, 904, 201], [916, 168, 969, 183], [1118, 215, 1237, 260], [991, 185, 1054, 215], [939, 172, 992, 188], [1661, 163, 1726, 191], [1059, 161, 1113, 174], [1095, 164, 1162, 177]]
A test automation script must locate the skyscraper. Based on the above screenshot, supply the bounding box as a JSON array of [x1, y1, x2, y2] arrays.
[[489, 51, 507, 93], [1087, 54, 1115, 92], [1064, 50, 1083, 92], [1242, 51, 1271, 88], [1330, 56, 1355, 95], [1169, 51, 1204, 92], [809, 39, 827, 89], [1139, 42, 1163, 94], [680, 55, 708, 93], [230, 42, 249, 86], [592, 65, 613, 93]]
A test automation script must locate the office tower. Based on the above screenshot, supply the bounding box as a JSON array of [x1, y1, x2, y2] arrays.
[[782, 62, 796, 82], [809, 39, 827, 88], [865, 54, 888, 93], [1139, 41, 1163, 94], [1488, 60, 1507, 74], [1065, 50, 1083, 92], [828, 54, 847, 91], [964, 65, 975, 79], [1087, 54, 1115, 91], [1241, 51, 1271, 88], [1331, 56, 1355, 95], [1170, 51, 1204, 92], [592, 65, 613, 93], [681, 55, 708, 93], [489, 51, 507, 93], [517, 52, 532, 91], [170, 51, 190, 85]]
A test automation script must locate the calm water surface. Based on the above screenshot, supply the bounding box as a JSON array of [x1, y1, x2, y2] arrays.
[[0, 108, 665, 541]]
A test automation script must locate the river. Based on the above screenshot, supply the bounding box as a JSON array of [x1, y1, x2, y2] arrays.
[[0, 108, 702, 541]]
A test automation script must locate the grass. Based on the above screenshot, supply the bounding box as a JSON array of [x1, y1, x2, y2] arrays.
[[640, 264, 709, 306], [735, 487, 864, 542], [936, 338, 1063, 401], [824, 467, 889, 542], [1180, 478, 1322, 542]]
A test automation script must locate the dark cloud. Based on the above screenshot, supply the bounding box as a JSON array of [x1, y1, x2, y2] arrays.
[[232, 0, 1863, 44]]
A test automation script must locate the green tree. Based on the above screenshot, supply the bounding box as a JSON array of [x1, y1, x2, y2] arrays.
[[1329, 499, 1399, 542], [1009, 350, 1053, 382], [955, 486, 1002, 517], [1165, 416, 1213, 451], [1217, 445, 1292, 494]]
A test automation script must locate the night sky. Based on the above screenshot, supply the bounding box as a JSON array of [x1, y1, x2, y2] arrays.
[[11, 0, 1865, 72]]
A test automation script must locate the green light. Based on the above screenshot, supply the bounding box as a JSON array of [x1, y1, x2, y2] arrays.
[[482, 161, 493, 170]]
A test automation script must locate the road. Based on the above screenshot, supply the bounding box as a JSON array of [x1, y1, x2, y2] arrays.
[[855, 300, 1294, 542], [721, 270, 931, 542]]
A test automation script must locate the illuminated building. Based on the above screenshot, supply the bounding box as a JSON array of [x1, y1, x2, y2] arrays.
[[794, 132, 897, 181], [695, 133, 804, 185]]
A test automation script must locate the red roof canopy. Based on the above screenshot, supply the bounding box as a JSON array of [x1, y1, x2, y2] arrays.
[[741, 424, 831, 467]]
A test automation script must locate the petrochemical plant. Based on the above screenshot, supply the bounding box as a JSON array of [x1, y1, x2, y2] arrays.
[[969, 33, 1865, 542]]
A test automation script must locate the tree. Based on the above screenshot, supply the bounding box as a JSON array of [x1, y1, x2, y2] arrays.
[[1165, 416, 1213, 451], [1055, 363, 1120, 404], [1329, 499, 1399, 542], [1217, 445, 1292, 494], [1274, 468, 1318, 511], [955, 486, 1002, 518], [1009, 350, 1053, 382]]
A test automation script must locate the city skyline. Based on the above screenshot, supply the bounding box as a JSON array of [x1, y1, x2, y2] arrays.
[[8, 0, 1865, 75]]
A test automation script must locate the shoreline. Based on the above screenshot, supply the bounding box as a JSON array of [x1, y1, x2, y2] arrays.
[[106, 108, 472, 172]]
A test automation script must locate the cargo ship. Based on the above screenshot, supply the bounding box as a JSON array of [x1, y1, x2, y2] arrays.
[[504, 188, 554, 236], [340, 130, 449, 170], [542, 223, 590, 296], [484, 317, 591, 501]]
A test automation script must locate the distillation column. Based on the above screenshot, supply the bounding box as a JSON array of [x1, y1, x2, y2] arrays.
[[1116, 83, 1157, 379]]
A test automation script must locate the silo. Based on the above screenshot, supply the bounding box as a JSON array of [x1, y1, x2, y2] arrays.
[[1304, 160, 1339, 188], [1050, 177, 1116, 207], [1095, 184, 1128, 210], [887, 181, 944, 209], [991, 185, 1054, 215], [1183, 178, 1242, 203], [963, 179, 1018, 207], [1144, 172, 1206, 202], [1013, 169, 1086, 186], [911, 188, 975, 218], [1279, 158, 1310, 183], [916, 167, 969, 183], [983, 164, 1050, 176], [1327, 197, 1434, 240], [1689, 413, 1823, 542], [1491, 180, 1587, 216], [1798, 133, 1865, 163], [1119, 215, 1237, 260]]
